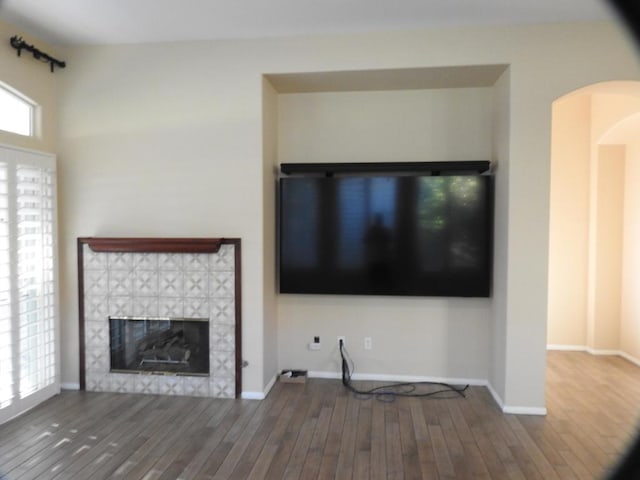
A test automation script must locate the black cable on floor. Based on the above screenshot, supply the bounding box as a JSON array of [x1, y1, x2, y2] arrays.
[[339, 339, 469, 401]]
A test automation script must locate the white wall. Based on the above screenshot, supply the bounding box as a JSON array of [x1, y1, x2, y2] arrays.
[[278, 88, 493, 164], [490, 69, 511, 403], [262, 78, 279, 389], [51, 22, 640, 405], [56, 43, 266, 393]]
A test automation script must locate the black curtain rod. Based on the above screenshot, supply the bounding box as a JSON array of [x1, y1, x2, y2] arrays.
[[9, 36, 66, 73]]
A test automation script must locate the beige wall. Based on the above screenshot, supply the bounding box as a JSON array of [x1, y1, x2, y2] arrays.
[[622, 139, 640, 361], [589, 94, 640, 356], [0, 18, 58, 152], [548, 86, 640, 362], [0, 20, 60, 400], [46, 21, 640, 406], [548, 94, 591, 346], [590, 145, 625, 350]]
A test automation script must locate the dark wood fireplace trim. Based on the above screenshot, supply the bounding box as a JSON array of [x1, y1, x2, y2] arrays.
[[77, 237, 242, 398], [80, 237, 225, 254]]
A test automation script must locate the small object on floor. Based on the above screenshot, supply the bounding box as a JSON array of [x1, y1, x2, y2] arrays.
[[279, 369, 307, 383]]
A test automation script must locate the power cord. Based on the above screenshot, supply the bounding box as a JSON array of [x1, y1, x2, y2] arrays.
[[339, 339, 469, 401]]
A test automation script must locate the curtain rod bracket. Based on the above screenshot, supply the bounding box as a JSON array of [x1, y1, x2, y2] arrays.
[[9, 35, 66, 73]]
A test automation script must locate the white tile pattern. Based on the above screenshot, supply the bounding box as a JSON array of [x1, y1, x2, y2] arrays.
[[82, 244, 237, 399]]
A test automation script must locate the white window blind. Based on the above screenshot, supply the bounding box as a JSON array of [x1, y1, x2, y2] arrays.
[[0, 162, 12, 409], [0, 145, 58, 425]]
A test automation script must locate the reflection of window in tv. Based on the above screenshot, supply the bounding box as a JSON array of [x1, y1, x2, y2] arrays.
[[280, 178, 319, 269], [416, 177, 486, 271], [337, 177, 397, 269], [417, 177, 447, 272]]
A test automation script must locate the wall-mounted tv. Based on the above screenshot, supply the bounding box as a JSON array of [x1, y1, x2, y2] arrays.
[[278, 173, 493, 297]]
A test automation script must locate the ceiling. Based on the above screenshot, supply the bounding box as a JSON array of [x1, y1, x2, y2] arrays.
[[0, 0, 617, 46]]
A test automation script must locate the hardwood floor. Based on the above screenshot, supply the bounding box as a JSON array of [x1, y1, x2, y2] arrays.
[[1, 351, 639, 479]]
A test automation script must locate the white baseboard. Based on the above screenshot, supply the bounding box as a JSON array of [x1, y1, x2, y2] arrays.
[[241, 373, 278, 400], [309, 370, 546, 415], [308, 370, 486, 386], [241, 391, 265, 400], [503, 405, 548, 415], [548, 345, 640, 367], [263, 373, 277, 396], [485, 382, 504, 409], [61, 383, 80, 391], [485, 382, 546, 415], [546, 344, 587, 351], [618, 351, 640, 367], [587, 348, 621, 356]]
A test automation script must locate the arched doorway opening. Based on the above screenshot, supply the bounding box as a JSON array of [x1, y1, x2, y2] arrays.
[[547, 81, 640, 364]]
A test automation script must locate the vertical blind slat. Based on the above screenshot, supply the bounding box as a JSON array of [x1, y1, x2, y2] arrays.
[[0, 146, 58, 418]]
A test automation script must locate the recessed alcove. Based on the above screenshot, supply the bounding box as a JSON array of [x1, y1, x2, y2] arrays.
[[262, 64, 510, 383], [266, 64, 508, 166]]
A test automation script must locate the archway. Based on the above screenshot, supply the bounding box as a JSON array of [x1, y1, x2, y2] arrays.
[[547, 81, 640, 364]]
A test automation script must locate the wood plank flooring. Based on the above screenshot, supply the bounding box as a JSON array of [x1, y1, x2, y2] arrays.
[[1, 351, 639, 479]]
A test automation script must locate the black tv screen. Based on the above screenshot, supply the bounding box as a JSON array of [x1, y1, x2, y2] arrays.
[[278, 174, 493, 297]]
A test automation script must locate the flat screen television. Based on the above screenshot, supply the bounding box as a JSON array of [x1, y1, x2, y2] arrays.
[[278, 174, 493, 297]]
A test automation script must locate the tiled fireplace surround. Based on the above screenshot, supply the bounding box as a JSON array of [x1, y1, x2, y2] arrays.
[[78, 238, 241, 399]]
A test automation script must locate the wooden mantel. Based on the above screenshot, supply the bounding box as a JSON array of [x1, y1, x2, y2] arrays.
[[80, 237, 225, 254]]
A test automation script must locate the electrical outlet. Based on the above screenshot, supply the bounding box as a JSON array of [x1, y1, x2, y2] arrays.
[[308, 336, 321, 350], [337, 336, 346, 346], [364, 337, 373, 350]]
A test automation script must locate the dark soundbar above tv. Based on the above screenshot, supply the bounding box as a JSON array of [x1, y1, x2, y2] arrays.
[[280, 161, 491, 176]]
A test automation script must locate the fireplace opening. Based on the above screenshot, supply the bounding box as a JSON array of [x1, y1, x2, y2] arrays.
[[109, 316, 210, 376]]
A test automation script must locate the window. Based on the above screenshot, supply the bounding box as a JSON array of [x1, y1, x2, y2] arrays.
[[0, 84, 34, 137], [0, 145, 58, 424]]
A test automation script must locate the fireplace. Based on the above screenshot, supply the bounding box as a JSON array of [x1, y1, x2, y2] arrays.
[[78, 237, 241, 398], [109, 316, 210, 376]]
